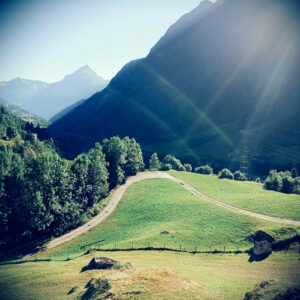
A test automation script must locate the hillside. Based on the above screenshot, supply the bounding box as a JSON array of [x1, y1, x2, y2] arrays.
[[38, 177, 299, 261], [1, 251, 299, 300], [48, 0, 300, 175], [0, 98, 48, 127], [1, 174, 299, 299], [0, 65, 109, 119]]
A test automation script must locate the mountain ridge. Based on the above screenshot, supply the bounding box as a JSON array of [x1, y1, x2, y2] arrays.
[[49, 0, 300, 175], [0, 65, 109, 119]]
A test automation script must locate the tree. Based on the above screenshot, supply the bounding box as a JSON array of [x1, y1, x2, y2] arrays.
[[233, 171, 247, 181], [161, 163, 172, 171], [218, 168, 234, 179], [163, 154, 185, 171], [281, 175, 294, 194], [184, 163, 192, 172], [149, 153, 161, 171], [123, 137, 144, 176], [102, 137, 127, 188], [264, 170, 282, 192], [195, 165, 213, 175], [6, 126, 17, 140], [72, 154, 90, 208], [87, 143, 109, 206], [291, 167, 299, 178], [293, 177, 300, 194]]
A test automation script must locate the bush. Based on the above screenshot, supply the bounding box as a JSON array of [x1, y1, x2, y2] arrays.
[[264, 170, 282, 192], [149, 153, 161, 171], [218, 168, 233, 179], [184, 164, 192, 172], [162, 154, 185, 171], [244, 280, 300, 300], [291, 167, 299, 178], [233, 171, 247, 181], [161, 163, 172, 171], [293, 177, 300, 194], [281, 175, 294, 194], [255, 177, 261, 183], [195, 165, 213, 175], [82, 278, 111, 299]]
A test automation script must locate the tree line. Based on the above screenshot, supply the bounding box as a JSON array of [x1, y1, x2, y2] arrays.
[[0, 108, 144, 250], [149, 152, 300, 194]]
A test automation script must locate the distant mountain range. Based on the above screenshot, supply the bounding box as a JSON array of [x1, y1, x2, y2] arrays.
[[0, 65, 109, 119], [49, 0, 300, 175]]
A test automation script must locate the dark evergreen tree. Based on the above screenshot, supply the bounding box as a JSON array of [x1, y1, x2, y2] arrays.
[[291, 167, 299, 178]]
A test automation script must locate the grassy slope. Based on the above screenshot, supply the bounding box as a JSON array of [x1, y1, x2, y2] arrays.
[[38, 179, 299, 261], [170, 171, 300, 221], [0, 250, 299, 300]]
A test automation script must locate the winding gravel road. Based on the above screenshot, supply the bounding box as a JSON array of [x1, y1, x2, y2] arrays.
[[40, 172, 300, 252]]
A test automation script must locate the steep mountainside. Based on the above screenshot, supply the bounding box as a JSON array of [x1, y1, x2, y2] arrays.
[[0, 65, 108, 120], [49, 0, 300, 175]]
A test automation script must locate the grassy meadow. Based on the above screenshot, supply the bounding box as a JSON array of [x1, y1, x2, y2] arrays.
[[36, 178, 299, 261], [0, 250, 299, 299], [170, 171, 300, 221]]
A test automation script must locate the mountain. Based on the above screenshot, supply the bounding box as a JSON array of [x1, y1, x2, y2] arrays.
[[48, 0, 300, 175], [0, 98, 49, 127], [0, 65, 109, 119], [50, 99, 87, 123], [0, 79, 49, 106]]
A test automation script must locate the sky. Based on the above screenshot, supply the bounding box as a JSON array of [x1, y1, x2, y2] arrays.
[[0, 0, 209, 83]]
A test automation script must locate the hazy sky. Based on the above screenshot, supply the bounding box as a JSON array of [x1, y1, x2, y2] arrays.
[[0, 0, 209, 82]]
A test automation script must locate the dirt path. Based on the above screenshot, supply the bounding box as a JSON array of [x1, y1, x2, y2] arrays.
[[38, 172, 300, 253]]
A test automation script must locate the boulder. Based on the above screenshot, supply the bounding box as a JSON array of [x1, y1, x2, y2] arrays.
[[251, 230, 275, 243], [87, 257, 120, 270], [253, 240, 272, 257]]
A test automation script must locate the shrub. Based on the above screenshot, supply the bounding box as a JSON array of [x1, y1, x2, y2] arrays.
[[82, 278, 111, 299], [149, 153, 161, 171], [161, 163, 172, 171], [162, 154, 185, 171], [293, 177, 300, 194], [195, 165, 213, 175], [281, 175, 294, 194], [233, 171, 247, 181], [291, 167, 299, 178], [184, 164, 192, 172], [218, 168, 233, 179], [255, 177, 261, 183], [264, 170, 282, 192]]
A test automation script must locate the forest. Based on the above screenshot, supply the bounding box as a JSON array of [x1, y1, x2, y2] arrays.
[[0, 107, 144, 250]]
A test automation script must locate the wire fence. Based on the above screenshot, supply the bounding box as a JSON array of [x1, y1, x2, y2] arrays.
[[1, 235, 299, 266]]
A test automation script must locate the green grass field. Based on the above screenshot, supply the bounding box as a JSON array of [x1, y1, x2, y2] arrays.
[[37, 178, 299, 261], [1, 176, 300, 299], [170, 171, 300, 221], [1, 250, 299, 300]]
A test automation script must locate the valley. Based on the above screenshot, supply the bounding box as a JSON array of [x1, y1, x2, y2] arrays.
[[1, 0, 300, 299], [0, 172, 299, 299]]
